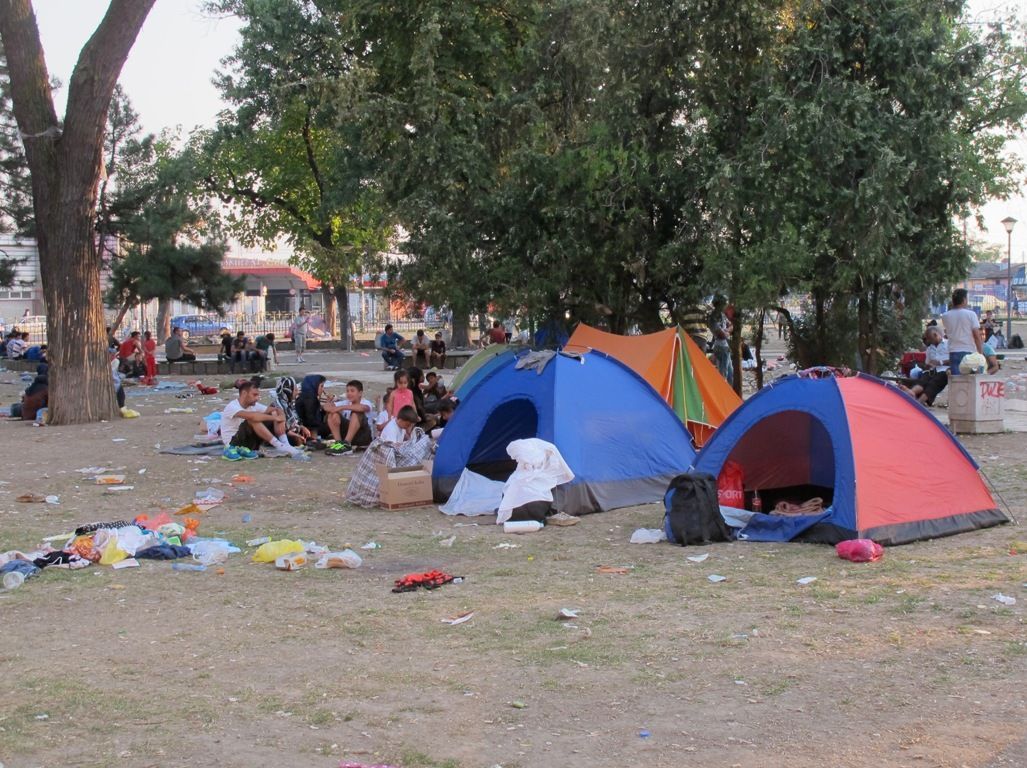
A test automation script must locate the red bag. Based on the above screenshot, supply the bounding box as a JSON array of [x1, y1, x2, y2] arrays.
[[717, 461, 745, 509], [835, 539, 884, 563]]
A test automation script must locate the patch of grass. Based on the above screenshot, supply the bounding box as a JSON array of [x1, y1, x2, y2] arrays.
[[399, 750, 462, 768]]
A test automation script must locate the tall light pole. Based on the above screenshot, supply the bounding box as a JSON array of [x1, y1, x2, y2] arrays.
[[1002, 216, 1017, 338]]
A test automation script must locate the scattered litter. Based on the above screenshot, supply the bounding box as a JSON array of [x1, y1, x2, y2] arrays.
[[340, 763, 400, 768], [315, 550, 362, 569], [438, 535, 456, 548], [16, 494, 45, 503], [639, 729, 651, 739], [708, 574, 727, 583], [992, 593, 1017, 606], [509, 700, 527, 709], [492, 542, 519, 549], [630, 527, 667, 544], [275, 553, 308, 571], [441, 610, 475, 625], [34, 713, 48, 721], [163, 407, 195, 414], [734, 679, 747, 686], [245, 536, 271, 547], [241, 513, 252, 523], [252, 539, 305, 563], [557, 608, 580, 620], [174, 503, 204, 516], [44, 495, 59, 505], [797, 576, 818, 585], [595, 565, 630, 575], [95, 474, 126, 485], [105, 485, 135, 492], [138, 468, 147, 475], [503, 520, 543, 534], [686, 553, 709, 563], [111, 438, 127, 442], [231, 474, 254, 484], [171, 562, 206, 572], [359, 541, 380, 550], [112, 558, 139, 570]]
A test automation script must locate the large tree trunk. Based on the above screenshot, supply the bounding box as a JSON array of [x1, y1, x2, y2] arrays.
[[155, 298, 171, 343], [335, 282, 351, 351], [323, 286, 338, 338], [0, 0, 156, 424], [450, 302, 471, 347]]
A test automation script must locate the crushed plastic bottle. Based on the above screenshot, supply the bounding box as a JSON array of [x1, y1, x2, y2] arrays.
[[171, 562, 207, 572]]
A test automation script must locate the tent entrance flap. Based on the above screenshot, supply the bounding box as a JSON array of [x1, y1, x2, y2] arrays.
[[723, 410, 836, 495], [466, 399, 539, 480]]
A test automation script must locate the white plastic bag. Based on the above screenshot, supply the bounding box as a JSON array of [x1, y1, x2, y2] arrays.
[[630, 528, 667, 544], [315, 550, 363, 569], [439, 469, 505, 516], [190, 540, 231, 566], [497, 439, 574, 525]]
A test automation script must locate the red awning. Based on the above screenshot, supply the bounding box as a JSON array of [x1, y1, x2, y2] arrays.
[[222, 265, 321, 291]]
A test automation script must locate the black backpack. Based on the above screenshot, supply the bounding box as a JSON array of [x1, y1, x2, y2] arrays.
[[1010, 334, 1024, 350], [663, 472, 732, 545]]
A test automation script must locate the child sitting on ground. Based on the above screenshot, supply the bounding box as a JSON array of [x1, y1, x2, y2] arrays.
[[380, 405, 418, 445]]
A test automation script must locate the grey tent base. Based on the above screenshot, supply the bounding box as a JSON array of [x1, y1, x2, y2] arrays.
[[860, 507, 1010, 546], [434, 471, 676, 516]]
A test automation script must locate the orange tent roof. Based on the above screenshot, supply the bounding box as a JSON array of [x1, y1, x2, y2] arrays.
[[566, 325, 678, 401]]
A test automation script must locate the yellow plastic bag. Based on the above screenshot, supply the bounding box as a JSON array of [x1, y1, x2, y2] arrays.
[[98, 537, 129, 566], [252, 539, 305, 563], [120, 407, 141, 419]]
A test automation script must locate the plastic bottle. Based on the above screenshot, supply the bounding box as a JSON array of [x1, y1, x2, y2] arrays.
[[34, 407, 48, 425], [171, 562, 207, 572], [751, 490, 763, 514], [504, 520, 544, 534], [3, 571, 25, 590]]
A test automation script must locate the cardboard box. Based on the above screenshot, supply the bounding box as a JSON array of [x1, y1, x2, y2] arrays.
[[378, 461, 434, 510]]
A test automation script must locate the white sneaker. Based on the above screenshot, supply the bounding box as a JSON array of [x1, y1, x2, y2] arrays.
[[262, 446, 291, 458]]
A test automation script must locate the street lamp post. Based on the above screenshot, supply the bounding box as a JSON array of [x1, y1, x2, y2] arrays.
[[1002, 217, 1017, 338]]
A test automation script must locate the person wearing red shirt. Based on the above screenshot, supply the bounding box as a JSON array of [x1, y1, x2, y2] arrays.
[[142, 330, 158, 381], [486, 321, 506, 346], [117, 331, 144, 378]]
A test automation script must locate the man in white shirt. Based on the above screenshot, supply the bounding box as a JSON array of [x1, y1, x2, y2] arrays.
[[6, 332, 28, 359], [906, 326, 949, 406], [333, 379, 375, 454], [941, 289, 983, 375], [221, 380, 310, 461]]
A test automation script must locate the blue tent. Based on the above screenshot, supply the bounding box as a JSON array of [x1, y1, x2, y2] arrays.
[[434, 351, 697, 515], [693, 375, 1004, 545], [454, 348, 519, 399]]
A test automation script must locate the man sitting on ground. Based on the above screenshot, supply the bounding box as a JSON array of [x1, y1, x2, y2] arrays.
[[334, 380, 374, 453], [220, 380, 309, 461], [377, 324, 406, 370], [165, 327, 197, 363], [380, 405, 418, 444]]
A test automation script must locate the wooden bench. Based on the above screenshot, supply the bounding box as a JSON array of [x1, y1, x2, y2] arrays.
[[378, 348, 477, 370], [158, 358, 262, 376]]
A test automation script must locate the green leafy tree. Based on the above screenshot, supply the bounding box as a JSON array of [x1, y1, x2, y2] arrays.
[[200, 0, 393, 349]]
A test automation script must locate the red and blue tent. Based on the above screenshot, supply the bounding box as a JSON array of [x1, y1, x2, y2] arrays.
[[693, 374, 1007, 545]]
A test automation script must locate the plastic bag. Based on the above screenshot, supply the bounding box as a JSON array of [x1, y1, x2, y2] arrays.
[[717, 460, 745, 510], [252, 539, 305, 563], [96, 532, 129, 565], [315, 550, 363, 569], [190, 540, 231, 566], [630, 528, 667, 544], [835, 539, 884, 563], [320, 550, 362, 568], [439, 469, 504, 516]]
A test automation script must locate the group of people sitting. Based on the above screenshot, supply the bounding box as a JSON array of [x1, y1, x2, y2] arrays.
[[110, 329, 158, 379], [377, 324, 448, 370], [0, 330, 46, 362], [902, 288, 1002, 407], [218, 329, 278, 373], [218, 365, 457, 461]]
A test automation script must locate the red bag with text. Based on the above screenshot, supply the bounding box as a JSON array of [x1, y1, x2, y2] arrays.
[[717, 460, 745, 510]]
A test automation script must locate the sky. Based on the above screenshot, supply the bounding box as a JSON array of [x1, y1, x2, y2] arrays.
[[29, 0, 1027, 258]]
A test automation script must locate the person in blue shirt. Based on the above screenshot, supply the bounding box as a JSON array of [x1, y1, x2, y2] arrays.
[[377, 324, 406, 370]]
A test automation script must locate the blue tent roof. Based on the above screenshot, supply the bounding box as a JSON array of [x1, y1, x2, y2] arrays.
[[434, 351, 697, 515], [454, 348, 519, 399]]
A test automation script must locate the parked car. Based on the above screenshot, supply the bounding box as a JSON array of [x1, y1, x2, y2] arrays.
[[171, 315, 230, 340]]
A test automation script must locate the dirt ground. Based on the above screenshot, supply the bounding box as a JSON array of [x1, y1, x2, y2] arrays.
[[1, 359, 1026, 768]]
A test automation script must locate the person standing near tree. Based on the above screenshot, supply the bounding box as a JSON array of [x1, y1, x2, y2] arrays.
[[942, 288, 983, 375], [709, 298, 734, 387], [291, 307, 311, 364], [142, 331, 157, 380]]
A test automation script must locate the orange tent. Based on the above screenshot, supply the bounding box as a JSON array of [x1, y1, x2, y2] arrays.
[[566, 324, 741, 445]]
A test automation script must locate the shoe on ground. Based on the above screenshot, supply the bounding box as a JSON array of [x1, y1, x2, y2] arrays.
[[340, 445, 357, 456], [290, 451, 312, 462], [222, 446, 242, 462], [325, 441, 350, 456], [547, 511, 580, 527], [237, 446, 261, 460], [262, 446, 291, 458]]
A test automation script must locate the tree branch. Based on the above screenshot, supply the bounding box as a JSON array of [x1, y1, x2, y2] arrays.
[[301, 104, 325, 206]]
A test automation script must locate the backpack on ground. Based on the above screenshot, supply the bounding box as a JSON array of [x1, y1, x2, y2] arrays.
[[663, 472, 732, 545], [1010, 334, 1023, 350]]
